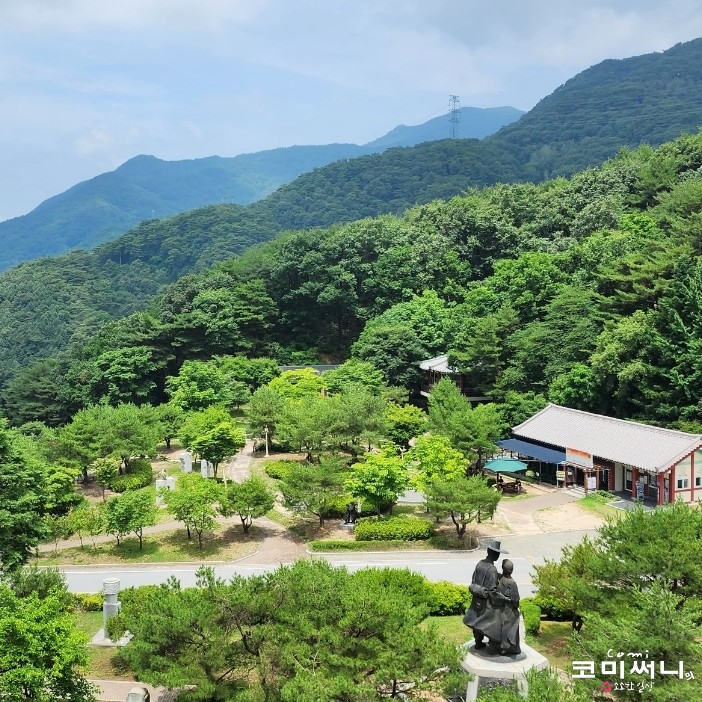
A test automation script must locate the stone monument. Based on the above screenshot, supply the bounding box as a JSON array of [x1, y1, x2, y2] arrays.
[[91, 577, 131, 647], [201, 459, 214, 478], [103, 577, 121, 629], [179, 451, 193, 473], [461, 540, 548, 699], [126, 687, 150, 702], [155, 474, 176, 506]]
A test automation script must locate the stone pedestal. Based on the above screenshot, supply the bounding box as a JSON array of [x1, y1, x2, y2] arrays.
[[179, 451, 193, 473], [201, 459, 214, 478], [461, 642, 548, 700]]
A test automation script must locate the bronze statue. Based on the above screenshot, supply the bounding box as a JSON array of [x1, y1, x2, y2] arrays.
[[495, 559, 521, 655], [463, 539, 507, 654]]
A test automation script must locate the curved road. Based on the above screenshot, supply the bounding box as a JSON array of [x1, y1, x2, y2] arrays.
[[58, 529, 596, 597]]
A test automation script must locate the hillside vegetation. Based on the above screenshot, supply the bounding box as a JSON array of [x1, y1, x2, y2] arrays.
[[0, 107, 523, 270], [4, 130, 702, 432]]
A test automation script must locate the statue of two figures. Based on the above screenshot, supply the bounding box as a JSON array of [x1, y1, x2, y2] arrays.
[[463, 539, 522, 657]]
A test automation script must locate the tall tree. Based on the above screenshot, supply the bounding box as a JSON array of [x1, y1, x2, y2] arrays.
[[190, 419, 245, 479], [164, 474, 221, 547], [426, 475, 500, 538], [219, 476, 275, 534], [0, 421, 48, 571], [404, 434, 467, 492], [346, 447, 409, 515], [0, 584, 95, 701], [279, 455, 348, 526], [105, 490, 156, 549]]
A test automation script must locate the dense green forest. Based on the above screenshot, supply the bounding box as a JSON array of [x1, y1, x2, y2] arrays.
[[3, 130, 702, 431], [1, 39, 702, 388], [0, 107, 524, 270]]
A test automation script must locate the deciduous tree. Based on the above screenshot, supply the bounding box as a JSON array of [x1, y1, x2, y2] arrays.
[[105, 490, 156, 549], [219, 476, 275, 534]]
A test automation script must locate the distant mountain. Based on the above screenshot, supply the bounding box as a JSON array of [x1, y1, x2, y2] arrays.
[[364, 106, 525, 150], [0, 107, 524, 271], [2, 38, 702, 392]]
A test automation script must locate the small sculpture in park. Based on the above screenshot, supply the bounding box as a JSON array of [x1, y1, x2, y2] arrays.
[[343, 502, 358, 524]]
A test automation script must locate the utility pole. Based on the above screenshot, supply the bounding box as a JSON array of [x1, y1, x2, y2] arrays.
[[449, 95, 460, 139]]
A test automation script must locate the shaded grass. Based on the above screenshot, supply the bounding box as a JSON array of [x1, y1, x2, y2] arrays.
[[36, 527, 258, 565], [527, 620, 573, 670]]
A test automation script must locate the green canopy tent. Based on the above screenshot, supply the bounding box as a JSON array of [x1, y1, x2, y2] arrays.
[[484, 457, 528, 473]]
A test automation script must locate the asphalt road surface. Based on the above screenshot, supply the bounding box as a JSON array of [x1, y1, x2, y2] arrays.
[[58, 529, 597, 596]]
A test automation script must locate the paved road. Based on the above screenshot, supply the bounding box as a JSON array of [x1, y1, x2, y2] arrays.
[[58, 530, 597, 596]]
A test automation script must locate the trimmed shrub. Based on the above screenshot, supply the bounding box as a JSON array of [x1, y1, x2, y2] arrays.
[[308, 540, 424, 552], [426, 581, 470, 616], [353, 568, 433, 610], [521, 597, 542, 636], [354, 516, 434, 542], [325, 494, 376, 519], [74, 593, 103, 612], [533, 593, 574, 621], [111, 459, 153, 492], [264, 460, 302, 480]]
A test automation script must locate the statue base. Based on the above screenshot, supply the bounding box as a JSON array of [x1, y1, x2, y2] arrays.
[[90, 627, 133, 647], [461, 640, 548, 700]]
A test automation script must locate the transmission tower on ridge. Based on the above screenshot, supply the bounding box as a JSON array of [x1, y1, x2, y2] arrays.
[[449, 95, 460, 139]]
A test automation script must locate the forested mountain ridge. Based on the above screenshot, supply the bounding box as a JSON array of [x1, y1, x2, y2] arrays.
[[3, 38, 702, 276], [0, 107, 524, 271], [490, 38, 702, 179], [4, 130, 702, 433]]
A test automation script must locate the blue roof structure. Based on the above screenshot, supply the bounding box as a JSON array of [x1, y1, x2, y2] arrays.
[[497, 438, 566, 464]]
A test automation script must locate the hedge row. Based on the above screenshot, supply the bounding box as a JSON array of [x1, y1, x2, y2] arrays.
[[354, 516, 434, 542], [110, 459, 153, 492], [308, 539, 427, 552]]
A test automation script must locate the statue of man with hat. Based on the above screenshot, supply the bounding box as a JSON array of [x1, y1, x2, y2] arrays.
[[463, 538, 508, 654]]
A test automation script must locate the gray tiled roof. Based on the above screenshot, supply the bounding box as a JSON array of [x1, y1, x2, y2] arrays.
[[419, 354, 456, 373], [512, 404, 702, 473]]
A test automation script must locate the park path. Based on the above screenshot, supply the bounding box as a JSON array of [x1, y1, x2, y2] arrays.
[[495, 488, 595, 535], [226, 439, 256, 482]]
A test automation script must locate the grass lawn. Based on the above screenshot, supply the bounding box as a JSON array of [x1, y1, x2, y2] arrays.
[[579, 494, 621, 519], [422, 615, 469, 647], [527, 620, 573, 670], [36, 527, 257, 566], [75, 611, 133, 680]]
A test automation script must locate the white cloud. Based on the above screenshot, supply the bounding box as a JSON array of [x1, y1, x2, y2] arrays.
[[1, 0, 702, 221]]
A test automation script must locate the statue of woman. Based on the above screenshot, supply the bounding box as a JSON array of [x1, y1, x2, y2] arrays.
[[495, 559, 521, 655]]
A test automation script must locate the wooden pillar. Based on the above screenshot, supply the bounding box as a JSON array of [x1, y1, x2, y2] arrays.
[[691, 453, 695, 502], [608, 465, 615, 491], [657, 472, 665, 505], [631, 467, 639, 499], [670, 465, 676, 503]]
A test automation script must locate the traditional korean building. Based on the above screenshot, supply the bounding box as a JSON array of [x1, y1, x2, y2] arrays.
[[498, 403, 702, 505], [419, 354, 488, 401]]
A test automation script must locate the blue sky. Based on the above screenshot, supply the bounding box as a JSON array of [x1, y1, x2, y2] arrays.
[[2, 0, 702, 222]]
